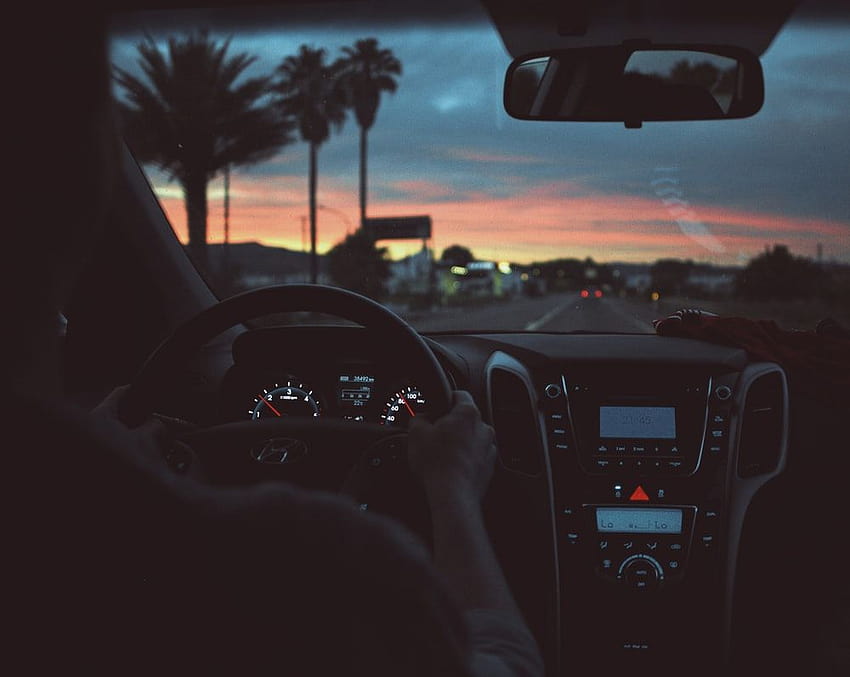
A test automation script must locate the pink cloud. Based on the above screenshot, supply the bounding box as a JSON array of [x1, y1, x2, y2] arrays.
[[153, 173, 849, 265]]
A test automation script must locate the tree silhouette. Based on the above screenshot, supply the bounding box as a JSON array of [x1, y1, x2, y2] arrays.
[[115, 32, 293, 272], [440, 245, 474, 266], [336, 38, 401, 227], [650, 258, 694, 296], [275, 45, 347, 284], [326, 229, 390, 300], [736, 245, 825, 300]]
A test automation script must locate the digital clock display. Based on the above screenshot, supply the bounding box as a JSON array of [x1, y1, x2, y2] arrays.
[[599, 406, 676, 439], [596, 507, 683, 534]]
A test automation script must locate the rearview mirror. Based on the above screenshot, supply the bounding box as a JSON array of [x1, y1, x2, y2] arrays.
[[504, 44, 763, 128]]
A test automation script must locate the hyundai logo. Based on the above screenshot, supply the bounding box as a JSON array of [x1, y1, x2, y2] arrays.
[[252, 437, 308, 464]]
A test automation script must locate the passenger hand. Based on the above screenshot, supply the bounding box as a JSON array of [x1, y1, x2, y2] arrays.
[[408, 390, 497, 502]]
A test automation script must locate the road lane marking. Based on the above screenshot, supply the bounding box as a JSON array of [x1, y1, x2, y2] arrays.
[[525, 301, 573, 331]]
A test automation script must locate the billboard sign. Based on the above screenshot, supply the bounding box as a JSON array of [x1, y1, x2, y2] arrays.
[[364, 216, 431, 240]]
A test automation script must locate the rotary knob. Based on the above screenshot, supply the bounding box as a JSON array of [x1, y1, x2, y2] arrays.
[[618, 554, 664, 591]]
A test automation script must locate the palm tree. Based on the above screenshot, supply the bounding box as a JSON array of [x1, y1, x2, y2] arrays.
[[115, 32, 294, 272], [275, 46, 347, 284], [337, 39, 402, 228]]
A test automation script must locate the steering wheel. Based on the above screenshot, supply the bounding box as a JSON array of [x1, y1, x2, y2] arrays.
[[118, 284, 452, 531]]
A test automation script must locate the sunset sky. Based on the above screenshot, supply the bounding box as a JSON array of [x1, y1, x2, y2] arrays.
[[110, 1, 850, 266]]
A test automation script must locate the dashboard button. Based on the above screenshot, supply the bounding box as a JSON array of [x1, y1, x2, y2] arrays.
[[715, 385, 733, 401], [665, 460, 684, 473], [544, 383, 562, 399]]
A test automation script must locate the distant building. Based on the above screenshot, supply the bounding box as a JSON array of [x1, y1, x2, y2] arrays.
[[624, 272, 652, 294], [685, 266, 737, 295], [387, 247, 433, 295]]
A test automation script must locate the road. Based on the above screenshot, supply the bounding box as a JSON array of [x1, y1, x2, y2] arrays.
[[404, 292, 665, 333]]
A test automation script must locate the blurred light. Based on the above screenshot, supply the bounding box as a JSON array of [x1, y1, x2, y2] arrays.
[[651, 291, 661, 301], [450, 265, 468, 275], [520, 272, 529, 281], [469, 261, 495, 271], [580, 289, 589, 298], [497, 261, 512, 274], [594, 289, 603, 298]]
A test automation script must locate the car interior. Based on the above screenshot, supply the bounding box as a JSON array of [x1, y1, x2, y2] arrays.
[[17, 0, 849, 675]]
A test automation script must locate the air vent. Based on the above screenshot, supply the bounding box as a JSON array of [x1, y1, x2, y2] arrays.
[[737, 371, 785, 478], [490, 368, 542, 476]]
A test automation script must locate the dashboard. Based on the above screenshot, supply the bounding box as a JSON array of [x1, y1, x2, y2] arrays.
[[195, 324, 802, 677]]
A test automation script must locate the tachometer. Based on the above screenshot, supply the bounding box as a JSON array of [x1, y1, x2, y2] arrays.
[[249, 380, 321, 420], [380, 386, 426, 426]]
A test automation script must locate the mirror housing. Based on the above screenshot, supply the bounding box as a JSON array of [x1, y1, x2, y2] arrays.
[[504, 43, 764, 128]]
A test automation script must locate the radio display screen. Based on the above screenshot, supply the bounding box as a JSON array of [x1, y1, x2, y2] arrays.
[[596, 507, 683, 534], [599, 406, 676, 439]]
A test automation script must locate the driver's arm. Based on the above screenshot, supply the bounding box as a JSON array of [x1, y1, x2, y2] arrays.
[[409, 391, 544, 677]]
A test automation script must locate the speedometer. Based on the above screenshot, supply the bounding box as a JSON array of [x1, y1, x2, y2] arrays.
[[380, 386, 426, 426], [249, 380, 321, 420]]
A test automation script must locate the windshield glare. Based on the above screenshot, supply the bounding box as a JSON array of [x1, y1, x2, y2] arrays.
[[108, 1, 850, 333]]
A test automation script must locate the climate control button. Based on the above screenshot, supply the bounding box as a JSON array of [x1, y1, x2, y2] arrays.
[[618, 554, 664, 591]]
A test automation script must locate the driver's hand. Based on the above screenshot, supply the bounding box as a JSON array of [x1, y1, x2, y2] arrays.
[[408, 390, 497, 502], [92, 386, 200, 478]]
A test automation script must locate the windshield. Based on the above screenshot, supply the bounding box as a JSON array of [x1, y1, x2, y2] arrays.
[[108, 0, 850, 334]]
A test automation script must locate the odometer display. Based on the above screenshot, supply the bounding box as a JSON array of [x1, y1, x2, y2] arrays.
[[380, 386, 426, 426]]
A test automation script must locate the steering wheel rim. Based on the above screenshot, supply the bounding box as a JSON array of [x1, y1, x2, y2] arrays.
[[119, 284, 452, 427]]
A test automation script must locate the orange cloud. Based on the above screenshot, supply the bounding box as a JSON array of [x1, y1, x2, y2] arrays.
[[153, 174, 849, 265]]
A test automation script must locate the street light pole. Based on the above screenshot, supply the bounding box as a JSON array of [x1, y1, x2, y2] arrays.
[[223, 164, 230, 274]]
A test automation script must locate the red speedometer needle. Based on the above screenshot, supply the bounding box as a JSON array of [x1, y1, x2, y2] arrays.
[[399, 395, 416, 418], [258, 394, 282, 417]]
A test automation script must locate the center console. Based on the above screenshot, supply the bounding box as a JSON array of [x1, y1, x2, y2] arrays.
[[540, 364, 741, 675], [481, 341, 788, 677]]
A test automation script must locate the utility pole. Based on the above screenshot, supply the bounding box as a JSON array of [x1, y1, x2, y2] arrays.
[[223, 164, 230, 274]]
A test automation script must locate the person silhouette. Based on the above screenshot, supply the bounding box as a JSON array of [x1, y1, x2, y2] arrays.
[[4, 7, 542, 677]]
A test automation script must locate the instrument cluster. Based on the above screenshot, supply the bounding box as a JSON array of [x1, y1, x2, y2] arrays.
[[235, 369, 427, 428]]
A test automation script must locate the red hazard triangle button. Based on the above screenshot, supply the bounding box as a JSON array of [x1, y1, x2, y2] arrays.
[[629, 485, 650, 502]]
